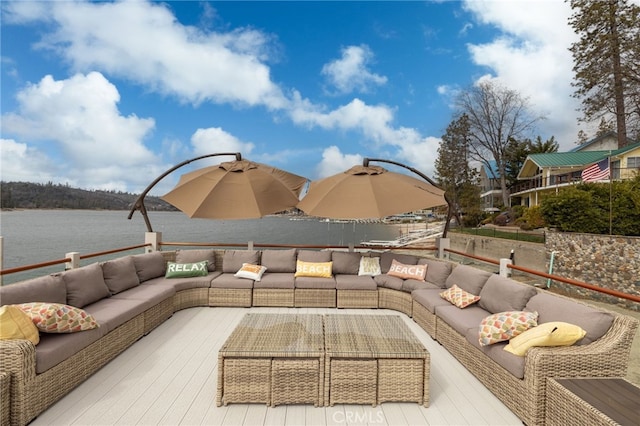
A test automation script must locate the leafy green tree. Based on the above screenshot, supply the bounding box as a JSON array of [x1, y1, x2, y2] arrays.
[[540, 175, 640, 235], [569, 0, 640, 147], [503, 136, 558, 188], [435, 114, 481, 225]]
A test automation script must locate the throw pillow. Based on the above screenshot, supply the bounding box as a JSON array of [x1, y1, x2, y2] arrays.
[[478, 310, 538, 346], [504, 322, 587, 356], [165, 261, 209, 278], [18, 302, 99, 333], [387, 259, 426, 281], [294, 260, 333, 278], [358, 256, 381, 276], [234, 263, 267, 281], [0, 305, 40, 344], [440, 284, 481, 308]]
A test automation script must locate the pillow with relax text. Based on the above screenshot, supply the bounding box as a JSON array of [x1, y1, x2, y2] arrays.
[[165, 261, 209, 278]]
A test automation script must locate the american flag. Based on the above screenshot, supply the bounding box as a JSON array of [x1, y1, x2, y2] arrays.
[[581, 158, 610, 182]]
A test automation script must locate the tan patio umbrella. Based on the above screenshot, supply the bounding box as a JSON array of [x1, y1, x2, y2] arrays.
[[162, 159, 307, 219], [296, 162, 446, 219]]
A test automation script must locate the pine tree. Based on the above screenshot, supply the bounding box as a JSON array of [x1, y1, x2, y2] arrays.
[[569, 0, 640, 147]]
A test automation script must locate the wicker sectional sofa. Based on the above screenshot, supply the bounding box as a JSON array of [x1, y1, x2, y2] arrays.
[[0, 248, 637, 426]]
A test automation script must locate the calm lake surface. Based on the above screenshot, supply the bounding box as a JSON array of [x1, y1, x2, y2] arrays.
[[0, 210, 399, 284]]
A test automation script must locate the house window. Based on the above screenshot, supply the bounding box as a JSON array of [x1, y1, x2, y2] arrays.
[[627, 157, 640, 169], [611, 160, 621, 179]]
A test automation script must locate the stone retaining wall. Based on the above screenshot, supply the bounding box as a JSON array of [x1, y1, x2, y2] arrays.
[[545, 232, 639, 311]]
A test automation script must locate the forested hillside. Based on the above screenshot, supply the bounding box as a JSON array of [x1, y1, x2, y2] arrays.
[[0, 182, 176, 211]]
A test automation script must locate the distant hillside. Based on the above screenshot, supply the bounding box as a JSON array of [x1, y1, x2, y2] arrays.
[[0, 181, 177, 211]]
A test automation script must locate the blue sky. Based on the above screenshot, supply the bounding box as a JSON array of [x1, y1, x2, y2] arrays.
[[0, 0, 606, 195]]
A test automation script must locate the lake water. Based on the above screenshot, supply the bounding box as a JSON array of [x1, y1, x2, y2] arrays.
[[0, 210, 399, 284]]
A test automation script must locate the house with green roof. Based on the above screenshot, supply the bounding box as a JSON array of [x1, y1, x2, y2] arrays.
[[511, 137, 640, 207]]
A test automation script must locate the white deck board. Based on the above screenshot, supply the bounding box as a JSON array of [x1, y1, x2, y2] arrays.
[[31, 307, 522, 426]]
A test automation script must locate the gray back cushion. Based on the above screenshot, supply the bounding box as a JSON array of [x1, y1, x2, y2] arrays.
[[101, 256, 140, 295], [175, 249, 216, 272], [418, 258, 453, 288], [297, 250, 332, 263], [380, 252, 417, 273], [525, 292, 614, 345], [132, 252, 167, 282], [261, 249, 297, 273], [222, 250, 260, 273], [444, 264, 492, 295], [62, 263, 111, 308], [0, 274, 66, 305], [331, 251, 361, 275], [478, 274, 537, 313]]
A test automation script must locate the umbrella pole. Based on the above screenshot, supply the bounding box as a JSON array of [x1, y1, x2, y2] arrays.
[[127, 152, 242, 232]]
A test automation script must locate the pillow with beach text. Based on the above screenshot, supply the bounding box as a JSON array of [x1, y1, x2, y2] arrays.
[[165, 261, 209, 278], [294, 260, 333, 278], [387, 259, 426, 281]]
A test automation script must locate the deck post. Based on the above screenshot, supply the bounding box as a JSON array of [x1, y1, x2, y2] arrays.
[[248, 241, 254, 250], [145, 232, 162, 253], [65, 252, 80, 270], [500, 258, 513, 277], [437, 237, 450, 259]]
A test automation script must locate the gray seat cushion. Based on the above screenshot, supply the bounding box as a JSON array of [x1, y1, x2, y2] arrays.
[[297, 250, 332, 263], [111, 284, 175, 310], [222, 250, 260, 273], [175, 249, 216, 272], [335, 275, 376, 290], [380, 252, 417, 273], [435, 304, 490, 336], [332, 252, 361, 275], [261, 249, 297, 273], [211, 274, 254, 289], [62, 263, 111, 308], [464, 328, 526, 379], [418, 258, 453, 288], [294, 276, 336, 289], [35, 327, 104, 374], [101, 256, 140, 295], [478, 275, 537, 313], [444, 264, 492, 295], [254, 273, 295, 289], [144, 272, 221, 291], [83, 298, 148, 332], [0, 274, 66, 305], [402, 279, 440, 293], [373, 274, 404, 290], [412, 288, 450, 314], [525, 292, 614, 345], [132, 252, 166, 282]]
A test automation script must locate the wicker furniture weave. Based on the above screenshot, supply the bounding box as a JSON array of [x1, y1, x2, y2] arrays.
[[378, 287, 412, 316], [1, 372, 9, 426], [252, 288, 295, 307], [216, 313, 324, 407], [294, 288, 336, 307], [546, 378, 640, 426], [336, 289, 378, 308], [323, 314, 429, 407]]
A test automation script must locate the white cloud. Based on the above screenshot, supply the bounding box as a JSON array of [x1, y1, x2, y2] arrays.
[[190, 127, 255, 162], [6, 0, 288, 110], [1, 72, 164, 192], [462, 0, 582, 148], [316, 146, 363, 178], [322, 45, 388, 94], [0, 139, 61, 183]]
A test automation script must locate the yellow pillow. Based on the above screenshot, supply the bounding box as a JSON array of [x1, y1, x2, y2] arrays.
[[295, 260, 333, 278], [0, 305, 40, 345], [504, 321, 586, 356]]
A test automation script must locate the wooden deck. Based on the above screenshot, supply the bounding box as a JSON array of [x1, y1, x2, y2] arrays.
[[31, 307, 522, 426]]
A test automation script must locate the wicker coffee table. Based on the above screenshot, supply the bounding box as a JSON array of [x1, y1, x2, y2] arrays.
[[216, 313, 324, 407], [324, 314, 430, 407]]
